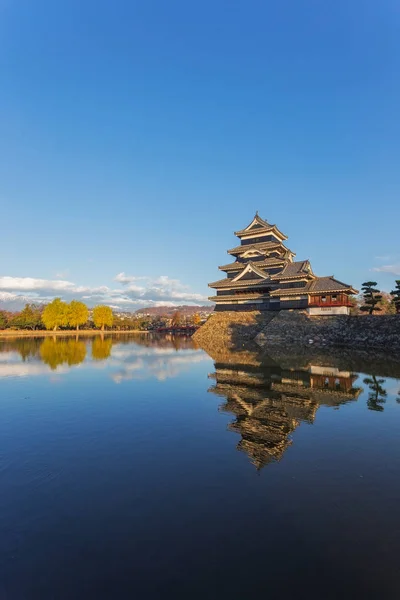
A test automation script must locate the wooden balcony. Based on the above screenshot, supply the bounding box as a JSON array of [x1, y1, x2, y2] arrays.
[[308, 294, 352, 308]]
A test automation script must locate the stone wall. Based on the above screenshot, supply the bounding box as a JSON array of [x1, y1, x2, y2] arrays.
[[193, 310, 400, 353], [192, 311, 276, 351], [256, 311, 400, 351]]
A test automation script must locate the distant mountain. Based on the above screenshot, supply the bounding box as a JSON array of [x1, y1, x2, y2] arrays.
[[0, 293, 44, 312], [134, 305, 214, 317]]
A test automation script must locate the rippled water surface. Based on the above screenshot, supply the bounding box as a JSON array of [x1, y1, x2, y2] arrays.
[[1, 334, 400, 599]]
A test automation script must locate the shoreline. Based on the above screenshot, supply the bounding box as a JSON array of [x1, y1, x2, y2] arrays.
[[0, 329, 149, 338]]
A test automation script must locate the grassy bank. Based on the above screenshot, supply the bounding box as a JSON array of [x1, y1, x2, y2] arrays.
[[0, 329, 148, 338]]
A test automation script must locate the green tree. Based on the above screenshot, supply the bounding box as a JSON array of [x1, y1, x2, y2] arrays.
[[363, 376, 387, 412], [9, 303, 43, 330], [391, 280, 400, 314], [360, 282, 382, 315], [0, 310, 8, 329], [67, 300, 89, 331], [92, 337, 112, 360], [93, 305, 113, 331], [42, 298, 68, 331]]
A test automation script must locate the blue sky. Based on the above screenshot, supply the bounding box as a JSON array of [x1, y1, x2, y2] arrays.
[[1, 0, 399, 309]]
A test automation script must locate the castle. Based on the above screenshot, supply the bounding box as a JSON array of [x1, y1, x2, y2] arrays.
[[209, 213, 357, 315]]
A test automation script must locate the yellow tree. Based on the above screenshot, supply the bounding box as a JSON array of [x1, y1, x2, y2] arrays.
[[67, 300, 89, 330], [192, 313, 201, 326], [42, 298, 68, 331], [171, 311, 181, 327], [93, 305, 113, 331]]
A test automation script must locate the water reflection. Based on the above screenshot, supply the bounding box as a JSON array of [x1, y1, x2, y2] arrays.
[[206, 346, 362, 469], [363, 375, 388, 412], [91, 336, 112, 361], [40, 338, 87, 370], [0, 334, 206, 381]]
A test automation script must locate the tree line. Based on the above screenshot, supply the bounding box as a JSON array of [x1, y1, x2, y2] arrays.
[[0, 299, 205, 331], [0, 298, 114, 331]]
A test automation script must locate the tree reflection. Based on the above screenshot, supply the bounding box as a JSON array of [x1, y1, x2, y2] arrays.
[[91, 337, 112, 361], [363, 376, 387, 412], [0, 338, 42, 361], [39, 338, 87, 370]]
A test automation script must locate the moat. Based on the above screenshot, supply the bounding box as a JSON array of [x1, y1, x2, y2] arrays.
[[1, 334, 400, 599]]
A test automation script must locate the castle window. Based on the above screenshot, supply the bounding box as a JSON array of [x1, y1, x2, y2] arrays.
[[321, 296, 327, 303]]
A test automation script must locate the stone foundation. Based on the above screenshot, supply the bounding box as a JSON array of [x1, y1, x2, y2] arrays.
[[192, 311, 276, 351], [256, 311, 400, 351], [194, 310, 400, 352]]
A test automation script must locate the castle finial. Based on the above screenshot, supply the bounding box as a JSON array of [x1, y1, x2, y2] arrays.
[[255, 210, 259, 216]]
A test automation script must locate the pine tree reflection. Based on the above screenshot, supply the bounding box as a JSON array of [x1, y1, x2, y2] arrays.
[[363, 376, 387, 412]]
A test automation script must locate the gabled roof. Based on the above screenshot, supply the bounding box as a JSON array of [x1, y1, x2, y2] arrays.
[[218, 258, 286, 271], [231, 262, 269, 283], [270, 260, 313, 280], [234, 212, 288, 240]]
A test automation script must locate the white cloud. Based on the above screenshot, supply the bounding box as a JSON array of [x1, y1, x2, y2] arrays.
[[0, 276, 81, 292], [372, 265, 400, 276], [0, 273, 209, 311], [115, 272, 208, 304]]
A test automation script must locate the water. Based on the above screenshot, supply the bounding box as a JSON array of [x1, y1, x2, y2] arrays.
[[1, 334, 400, 599]]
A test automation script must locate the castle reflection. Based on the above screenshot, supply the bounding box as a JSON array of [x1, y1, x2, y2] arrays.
[[207, 346, 362, 470]]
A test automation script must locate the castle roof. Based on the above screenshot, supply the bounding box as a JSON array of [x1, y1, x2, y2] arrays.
[[218, 258, 286, 271], [270, 276, 358, 297], [209, 277, 273, 289], [227, 240, 294, 256], [308, 277, 358, 294], [270, 260, 313, 280], [234, 213, 288, 240]]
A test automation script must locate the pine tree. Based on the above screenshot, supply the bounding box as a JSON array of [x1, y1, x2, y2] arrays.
[[390, 280, 400, 314], [360, 282, 382, 315]]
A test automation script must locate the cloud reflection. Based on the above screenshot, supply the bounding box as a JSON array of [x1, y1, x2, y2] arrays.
[[0, 335, 207, 383]]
